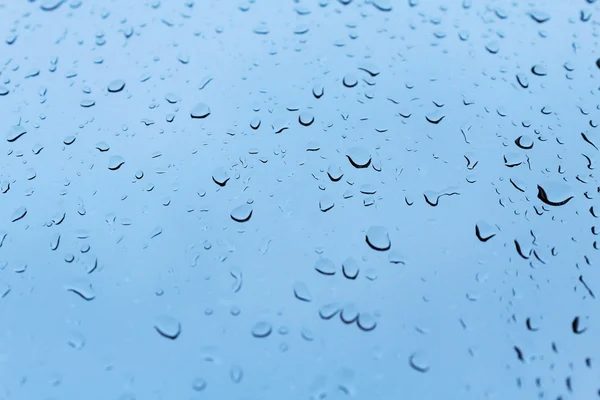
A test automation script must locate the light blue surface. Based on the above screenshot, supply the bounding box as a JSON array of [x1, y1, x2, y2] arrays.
[[0, 0, 599, 399]]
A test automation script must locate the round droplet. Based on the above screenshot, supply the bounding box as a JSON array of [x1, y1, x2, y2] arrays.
[[63, 135, 76, 145], [107, 79, 125, 93], [343, 74, 358, 88], [191, 102, 211, 118], [531, 64, 547, 76], [154, 315, 181, 340], [346, 147, 371, 168], [314, 258, 336, 275], [251, 321, 273, 338], [192, 377, 207, 391], [409, 351, 430, 373], [96, 141, 110, 152], [357, 312, 377, 331], [108, 155, 125, 170], [340, 304, 359, 324], [0, 86, 9, 96], [366, 226, 391, 251], [230, 204, 253, 222], [230, 365, 243, 383], [299, 112, 314, 126], [212, 167, 230, 186]]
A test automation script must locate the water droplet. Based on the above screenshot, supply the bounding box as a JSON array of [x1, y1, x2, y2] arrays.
[[409, 351, 430, 373], [191, 102, 211, 119], [108, 155, 125, 170], [537, 183, 574, 206], [212, 167, 230, 186], [315, 258, 336, 275], [154, 315, 181, 340], [11, 207, 27, 222], [346, 147, 371, 168], [371, 0, 392, 12], [251, 321, 272, 338], [319, 303, 341, 320], [230, 204, 252, 222], [299, 112, 314, 126], [340, 304, 359, 324], [342, 257, 359, 279], [357, 313, 377, 331], [366, 226, 391, 251], [230, 365, 243, 383], [40, 0, 66, 11], [7, 126, 27, 142], [343, 74, 358, 88], [293, 282, 312, 302], [107, 79, 125, 93], [529, 10, 550, 23]]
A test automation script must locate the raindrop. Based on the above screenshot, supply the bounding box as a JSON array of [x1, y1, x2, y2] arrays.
[[7, 126, 27, 142], [366, 226, 391, 251], [107, 79, 125, 93], [343, 74, 358, 88], [154, 315, 181, 340], [346, 147, 371, 168], [299, 112, 314, 126], [342, 257, 359, 279], [357, 313, 377, 331], [293, 282, 312, 302], [314, 258, 336, 275], [319, 303, 341, 320], [340, 304, 359, 324], [252, 321, 273, 338], [108, 155, 125, 170], [409, 351, 430, 373], [231, 204, 253, 222], [11, 207, 27, 222], [191, 102, 211, 118]]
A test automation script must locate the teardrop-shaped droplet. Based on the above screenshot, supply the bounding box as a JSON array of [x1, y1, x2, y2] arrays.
[[11, 206, 27, 222]]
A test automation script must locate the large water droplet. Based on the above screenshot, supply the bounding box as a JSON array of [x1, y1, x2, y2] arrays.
[[154, 315, 181, 340], [366, 226, 391, 251], [230, 204, 253, 222]]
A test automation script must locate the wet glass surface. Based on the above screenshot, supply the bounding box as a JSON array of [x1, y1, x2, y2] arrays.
[[1, 0, 599, 399]]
